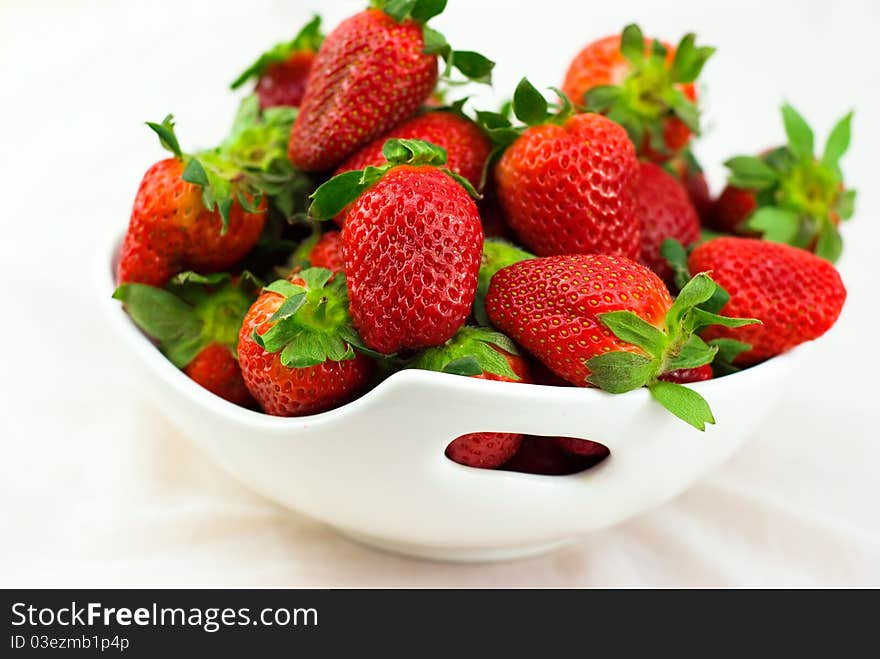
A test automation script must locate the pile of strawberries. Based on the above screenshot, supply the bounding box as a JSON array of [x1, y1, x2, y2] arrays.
[[114, 2, 852, 474]]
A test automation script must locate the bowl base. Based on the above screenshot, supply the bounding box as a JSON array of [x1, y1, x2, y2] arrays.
[[336, 528, 574, 563]]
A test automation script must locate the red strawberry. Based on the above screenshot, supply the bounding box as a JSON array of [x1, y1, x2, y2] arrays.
[[308, 230, 345, 273], [486, 254, 757, 429], [502, 437, 598, 476], [709, 185, 758, 234], [335, 110, 492, 192], [113, 271, 258, 407], [716, 105, 855, 262], [230, 15, 324, 109], [493, 80, 640, 258], [237, 268, 374, 416], [562, 25, 714, 161], [117, 107, 295, 286], [414, 327, 531, 468], [688, 237, 846, 366], [553, 437, 611, 465], [310, 139, 483, 354], [636, 161, 701, 285], [659, 363, 713, 384], [184, 343, 255, 407], [288, 3, 493, 171], [668, 149, 714, 223]]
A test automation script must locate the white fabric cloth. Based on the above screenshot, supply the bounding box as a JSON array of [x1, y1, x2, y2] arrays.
[[2, 0, 878, 587]]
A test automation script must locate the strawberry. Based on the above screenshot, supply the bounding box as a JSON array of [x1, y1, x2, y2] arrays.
[[413, 327, 531, 468], [715, 105, 855, 261], [237, 268, 375, 416], [308, 230, 345, 273], [659, 363, 713, 384], [117, 103, 296, 286], [230, 15, 324, 109], [310, 139, 483, 354], [489, 79, 640, 258], [636, 161, 701, 285], [473, 238, 534, 325], [562, 25, 714, 161], [486, 254, 758, 429], [688, 237, 846, 366], [502, 436, 600, 475], [553, 437, 611, 464], [288, 2, 494, 172], [113, 271, 258, 407], [335, 108, 492, 192]]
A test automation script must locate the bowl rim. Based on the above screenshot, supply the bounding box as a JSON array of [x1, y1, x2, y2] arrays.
[[100, 231, 808, 431]]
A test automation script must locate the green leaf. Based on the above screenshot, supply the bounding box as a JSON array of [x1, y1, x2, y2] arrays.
[[815, 221, 843, 263], [383, 0, 418, 22], [308, 170, 377, 220], [648, 380, 715, 431], [298, 267, 333, 292], [724, 156, 778, 190], [263, 279, 305, 298], [781, 103, 815, 160], [443, 356, 483, 377], [660, 238, 691, 292], [667, 334, 717, 370], [230, 15, 324, 90], [583, 85, 620, 112], [168, 271, 230, 287], [667, 272, 717, 327], [834, 189, 856, 220], [670, 33, 715, 83], [479, 330, 520, 356], [620, 24, 645, 64], [586, 351, 656, 393], [421, 25, 449, 56], [280, 330, 327, 368], [708, 337, 751, 375], [267, 293, 308, 324], [670, 90, 700, 134], [113, 283, 201, 344], [145, 115, 182, 158], [598, 311, 667, 358], [822, 111, 853, 170], [746, 206, 801, 244], [382, 138, 447, 166], [410, 0, 447, 23], [181, 157, 209, 187], [449, 50, 495, 83], [687, 308, 760, 332], [512, 78, 548, 126], [699, 284, 730, 314]]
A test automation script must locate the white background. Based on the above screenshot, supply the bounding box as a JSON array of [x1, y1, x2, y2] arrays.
[[1, 0, 878, 586]]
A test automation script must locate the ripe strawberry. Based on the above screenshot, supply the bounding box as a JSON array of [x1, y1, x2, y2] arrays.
[[335, 109, 492, 192], [688, 237, 846, 366], [659, 363, 713, 384], [117, 106, 296, 286], [473, 238, 534, 325], [413, 327, 531, 468], [562, 25, 714, 161], [502, 436, 600, 475], [113, 271, 258, 407], [668, 149, 713, 223], [237, 268, 375, 416], [636, 161, 701, 285], [230, 15, 324, 109], [491, 79, 640, 258], [310, 139, 483, 354], [715, 105, 855, 262], [288, 3, 494, 171], [486, 254, 758, 429], [553, 437, 611, 464], [308, 230, 344, 273]]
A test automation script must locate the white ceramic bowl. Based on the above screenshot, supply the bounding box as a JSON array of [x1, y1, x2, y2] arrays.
[[101, 235, 806, 562]]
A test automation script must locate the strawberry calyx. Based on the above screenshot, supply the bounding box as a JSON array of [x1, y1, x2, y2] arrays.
[[723, 104, 855, 262], [474, 239, 534, 326], [371, 0, 495, 84], [253, 268, 380, 368], [308, 138, 479, 220], [411, 326, 522, 380], [230, 15, 324, 91], [146, 97, 299, 233], [583, 24, 713, 156], [113, 271, 261, 368], [585, 272, 759, 430]]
